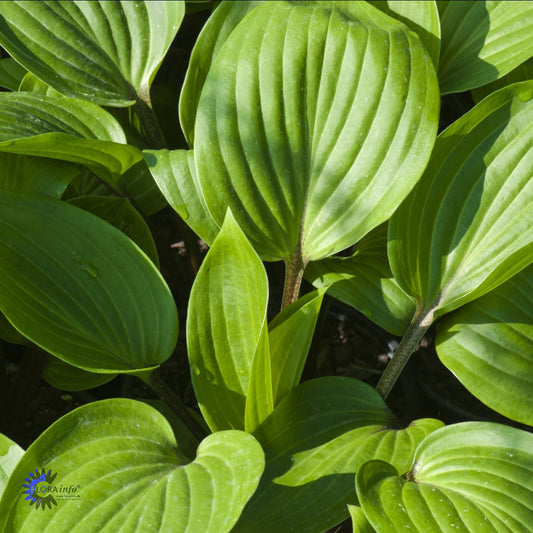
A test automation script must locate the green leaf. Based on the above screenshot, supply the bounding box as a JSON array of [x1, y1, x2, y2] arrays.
[[0, 313, 29, 345], [234, 377, 395, 533], [0, 434, 24, 499], [306, 224, 416, 336], [0, 93, 142, 187], [438, 1, 533, 94], [268, 288, 326, 405], [436, 265, 533, 426], [276, 418, 443, 487], [372, 1, 440, 68], [356, 422, 533, 532], [389, 81, 533, 320], [67, 195, 159, 268], [42, 356, 117, 392], [187, 210, 268, 431], [0, 1, 185, 106], [348, 505, 376, 533], [472, 58, 533, 104], [0, 152, 80, 198], [0, 399, 264, 532], [19, 72, 63, 97], [194, 0, 439, 262], [0, 191, 178, 373], [144, 149, 220, 244], [179, 0, 261, 145], [0, 58, 26, 90]]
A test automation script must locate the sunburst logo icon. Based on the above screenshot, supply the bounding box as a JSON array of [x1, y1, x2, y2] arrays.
[[22, 468, 58, 510]]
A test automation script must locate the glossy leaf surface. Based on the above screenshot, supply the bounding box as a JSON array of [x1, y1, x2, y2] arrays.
[[438, 1, 533, 94], [194, 0, 439, 261], [436, 265, 533, 426], [0, 1, 184, 106], [389, 82, 533, 319], [187, 210, 268, 431], [306, 224, 416, 336], [0, 400, 264, 532], [0, 58, 26, 91], [0, 191, 178, 373], [0, 435, 24, 498], [357, 422, 533, 532]]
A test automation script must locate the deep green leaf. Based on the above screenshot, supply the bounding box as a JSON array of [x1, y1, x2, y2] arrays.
[[0, 313, 29, 345], [67, 195, 159, 268], [389, 81, 533, 319], [306, 224, 416, 336], [436, 265, 533, 426], [0, 1, 184, 106], [0, 399, 264, 532], [179, 0, 261, 145], [0, 152, 80, 198], [194, 0, 439, 261], [357, 422, 533, 532], [0, 434, 24, 499], [372, 1, 440, 68], [348, 505, 376, 533], [0, 93, 142, 187], [144, 149, 220, 244], [42, 356, 117, 392], [438, 1, 533, 94], [0, 58, 26, 90], [187, 210, 268, 431], [19, 72, 63, 97], [268, 288, 326, 405], [234, 377, 395, 533], [0, 191, 178, 373]]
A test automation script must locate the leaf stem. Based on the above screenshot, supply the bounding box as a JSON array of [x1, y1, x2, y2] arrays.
[[375, 305, 434, 400], [282, 252, 306, 309], [139, 369, 208, 441]]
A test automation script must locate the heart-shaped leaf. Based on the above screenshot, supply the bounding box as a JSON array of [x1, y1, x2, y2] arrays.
[[0, 93, 142, 187], [438, 1, 533, 94], [0, 191, 178, 373], [187, 210, 268, 431], [194, 0, 439, 262], [234, 377, 396, 533], [0, 399, 264, 532], [0, 58, 26, 91], [436, 265, 533, 426], [388, 81, 533, 320], [0, 1, 184, 106], [356, 422, 533, 532], [306, 224, 416, 336], [0, 434, 24, 498]]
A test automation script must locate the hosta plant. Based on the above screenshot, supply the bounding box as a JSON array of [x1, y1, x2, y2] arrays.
[[0, 1, 532, 532]]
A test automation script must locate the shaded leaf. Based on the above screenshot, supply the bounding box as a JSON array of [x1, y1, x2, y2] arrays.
[[187, 210, 268, 431], [357, 422, 533, 532], [194, 0, 439, 261], [389, 81, 533, 319], [19, 72, 63, 97], [0, 57, 26, 90], [0, 191, 178, 373], [0, 1, 185, 106], [436, 265, 533, 426], [0, 400, 264, 532], [438, 1, 533, 94], [0, 313, 29, 345], [306, 224, 416, 336]]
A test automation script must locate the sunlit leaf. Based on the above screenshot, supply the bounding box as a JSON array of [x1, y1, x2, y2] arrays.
[[436, 265, 533, 426], [348, 505, 376, 533], [0, 400, 264, 532], [0, 191, 178, 373], [0, 434, 24, 499]]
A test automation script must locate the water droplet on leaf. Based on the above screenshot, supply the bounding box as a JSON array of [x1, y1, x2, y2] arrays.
[[191, 365, 201, 376], [80, 263, 99, 278]]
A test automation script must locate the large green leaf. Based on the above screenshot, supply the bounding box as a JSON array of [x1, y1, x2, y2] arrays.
[[0, 93, 142, 187], [356, 422, 533, 532], [0, 58, 26, 90], [436, 265, 533, 426], [234, 377, 396, 533], [438, 1, 533, 94], [0, 400, 264, 532], [0, 191, 178, 373], [0, 152, 80, 198], [194, 0, 439, 262], [179, 0, 260, 145], [187, 210, 268, 431], [0, 1, 184, 106], [388, 81, 533, 320], [143, 149, 220, 244], [306, 224, 416, 336], [0, 435, 24, 499]]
